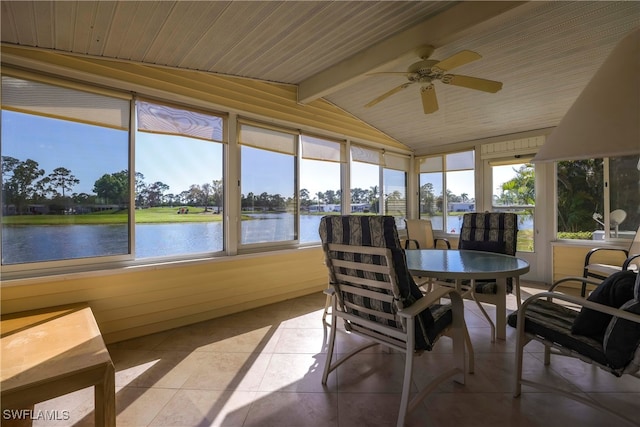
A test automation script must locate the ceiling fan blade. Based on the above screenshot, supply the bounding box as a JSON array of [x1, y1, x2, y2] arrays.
[[433, 50, 481, 71], [442, 74, 503, 93], [366, 71, 412, 76], [420, 85, 438, 114], [365, 82, 413, 108]]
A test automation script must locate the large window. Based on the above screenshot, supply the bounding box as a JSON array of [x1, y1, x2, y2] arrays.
[[557, 155, 639, 241], [492, 162, 535, 252], [419, 150, 475, 234], [350, 146, 409, 229], [383, 152, 409, 228], [299, 135, 344, 243], [135, 100, 225, 258], [1, 76, 130, 266], [350, 145, 381, 215], [239, 123, 297, 245]]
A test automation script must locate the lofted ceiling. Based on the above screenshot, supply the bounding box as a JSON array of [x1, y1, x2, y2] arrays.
[[1, 1, 639, 155]]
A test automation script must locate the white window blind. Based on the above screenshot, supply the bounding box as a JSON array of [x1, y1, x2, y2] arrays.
[[383, 152, 410, 171], [419, 156, 443, 172], [351, 145, 382, 165], [446, 151, 474, 171], [301, 135, 343, 162], [1, 76, 129, 130], [238, 124, 296, 155], [136, 100, 224, 142]]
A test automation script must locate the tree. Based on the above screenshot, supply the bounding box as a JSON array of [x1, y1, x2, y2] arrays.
[[419, 182, 438, 215], [93, 170, 129, 205], [47, 167, 80, 198], [5, 158, 45, 214], [147, 181, 170, 207], [498, 164, 535, 206], [135, 172, 148, 207], [557, 160, 603, 232], [299, 188, 311, 209], [211, 179, 223, 208], [201, 183, 212, 210]]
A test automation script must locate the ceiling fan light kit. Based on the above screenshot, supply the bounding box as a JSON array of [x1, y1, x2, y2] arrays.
[[365, 45, 503, 114]]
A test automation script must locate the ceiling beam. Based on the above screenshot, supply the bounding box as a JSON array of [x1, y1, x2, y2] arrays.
[[297, 1, 526, 104]]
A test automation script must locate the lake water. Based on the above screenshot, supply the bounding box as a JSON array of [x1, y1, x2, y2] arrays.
[[2, 213, 533, 264]]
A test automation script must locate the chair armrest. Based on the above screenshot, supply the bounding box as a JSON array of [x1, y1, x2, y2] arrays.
[[404, 239, 419, 249], [622, 253, 640, 270], [584, 247, 629, 267], [547, 276, 602, 293], [434, 238, 451, 249], [397, 287, 462, 319], [520, 291, 640, 325]]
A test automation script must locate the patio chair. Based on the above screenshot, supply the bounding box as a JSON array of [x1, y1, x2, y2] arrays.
[[583, 224, 640, 296], [403, 219, 451, 250], [436, 212, 521, 341], [508, 271, 640, 426], [403, 218, 450, 290], [319, 215, 472, 427]]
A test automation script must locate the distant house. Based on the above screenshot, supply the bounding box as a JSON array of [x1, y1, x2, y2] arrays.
[[449, 202, 475, 212], [308, 204, 341, 213]]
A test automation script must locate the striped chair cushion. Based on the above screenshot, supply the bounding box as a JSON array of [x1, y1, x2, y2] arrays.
[[603, 271, 640, 373], [458, 212, 519, 295], [319, 215, 451, 351], [507, 299, 607, 367]]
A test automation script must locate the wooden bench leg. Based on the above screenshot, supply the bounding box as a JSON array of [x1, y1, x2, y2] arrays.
[[95, 362, 116, 427]]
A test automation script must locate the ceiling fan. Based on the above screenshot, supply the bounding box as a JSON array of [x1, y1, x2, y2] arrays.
[[364, 45, 503, 114]]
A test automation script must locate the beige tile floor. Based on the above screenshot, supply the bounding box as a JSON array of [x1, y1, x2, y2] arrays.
[[30, 284, 639, 427]]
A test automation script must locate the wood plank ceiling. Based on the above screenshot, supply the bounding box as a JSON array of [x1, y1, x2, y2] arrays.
[[1, 1, 639, 154]]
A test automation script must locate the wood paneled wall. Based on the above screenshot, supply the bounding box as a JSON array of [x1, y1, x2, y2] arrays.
[[552, 242, 628, 283], [1, 248, 327, 343]]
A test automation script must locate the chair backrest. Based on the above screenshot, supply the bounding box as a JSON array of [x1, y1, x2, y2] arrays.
[[318, 215, 442, 351], [404, 219, 436, 249], [458, 212, 518, 256], [628, 224, 640, 256]]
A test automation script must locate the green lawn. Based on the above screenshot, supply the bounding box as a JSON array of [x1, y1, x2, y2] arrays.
[[2, 207, 224, 225]]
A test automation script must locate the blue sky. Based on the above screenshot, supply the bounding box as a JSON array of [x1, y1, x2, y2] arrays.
[[2, 110, 520, 200]]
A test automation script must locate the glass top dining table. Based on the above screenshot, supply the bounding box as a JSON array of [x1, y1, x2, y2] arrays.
[[405, 249, 530, 340], [405, 249, 530, 281]]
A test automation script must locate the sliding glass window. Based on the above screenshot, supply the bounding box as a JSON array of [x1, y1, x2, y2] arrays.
[[350, 145, 381, 215], [134, 100, 225, 258], [418, 150, 475, 234], [1, 75, 131, 266], [383, 152, 409, 229], [239, 123, 297, 245], [557, 155, 639, 241], [300, 134, 344, 243]]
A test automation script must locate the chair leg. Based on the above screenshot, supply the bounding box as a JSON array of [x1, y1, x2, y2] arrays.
[[397, 348, 414, 427], [322, 288, 333, 327], [543, 345, 551, 365], [397, 316, 415, 427], [463, 322, 475, 374], [514, 277, 522, 309], [513, 319, 525, 397], [322, 302, 338, 385]]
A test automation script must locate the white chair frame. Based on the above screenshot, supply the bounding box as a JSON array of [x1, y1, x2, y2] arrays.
[[322, 243, 471, 427], [513, 276, 640, 427]]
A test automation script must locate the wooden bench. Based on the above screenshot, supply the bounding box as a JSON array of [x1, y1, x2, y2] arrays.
[[1, 304, 115, 427]]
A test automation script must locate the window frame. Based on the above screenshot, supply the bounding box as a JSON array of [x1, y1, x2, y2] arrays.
[[133, 97, 227, 260], [1, 73, 134, 275], [237, 120, 300, 251], [417, 149, 476, 234], [0, 69, 412, 280], [555, 155, 640, 243]]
